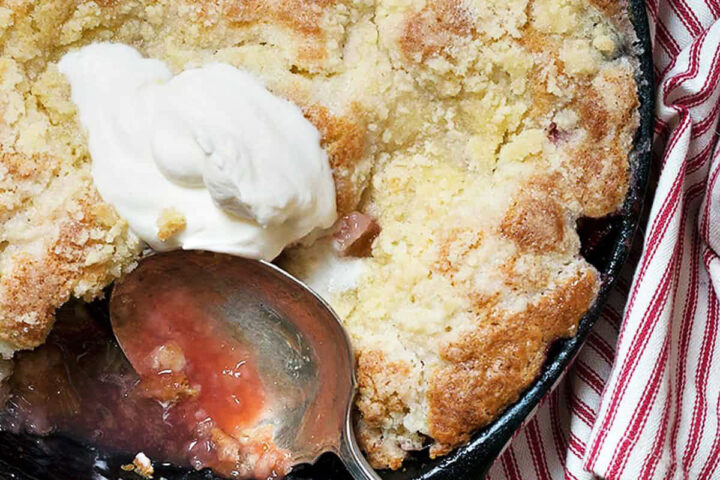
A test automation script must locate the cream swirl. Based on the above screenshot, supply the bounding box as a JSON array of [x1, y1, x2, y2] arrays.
[[59, 43, 336, 260]]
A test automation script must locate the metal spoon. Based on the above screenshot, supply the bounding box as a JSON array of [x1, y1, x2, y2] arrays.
[[109, 250, 380, 480]]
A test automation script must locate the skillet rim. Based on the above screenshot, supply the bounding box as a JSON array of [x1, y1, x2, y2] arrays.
[[0, 1, 654, 479]]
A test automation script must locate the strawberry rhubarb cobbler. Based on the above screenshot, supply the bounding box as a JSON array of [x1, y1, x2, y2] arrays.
[[0, 0, 639, 477]]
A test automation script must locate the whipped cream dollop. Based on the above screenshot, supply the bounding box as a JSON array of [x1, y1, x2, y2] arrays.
[[58, 43, 337, 260]]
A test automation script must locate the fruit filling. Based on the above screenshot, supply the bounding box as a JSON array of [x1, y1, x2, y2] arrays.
[[0, 299, 292, 479]]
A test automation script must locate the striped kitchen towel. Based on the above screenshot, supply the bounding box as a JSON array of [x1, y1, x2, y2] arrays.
[[487, 1, 720, 479]]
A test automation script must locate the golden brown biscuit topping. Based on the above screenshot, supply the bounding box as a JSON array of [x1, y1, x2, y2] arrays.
[[0, 0, 639, 470]]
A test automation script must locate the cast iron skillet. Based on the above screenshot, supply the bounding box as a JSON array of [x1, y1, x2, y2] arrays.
[[0, 1, 653, 479]]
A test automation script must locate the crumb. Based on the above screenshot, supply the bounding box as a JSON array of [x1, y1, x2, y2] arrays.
[[156, 208, 186, 241], [132, 452, 154, 478]]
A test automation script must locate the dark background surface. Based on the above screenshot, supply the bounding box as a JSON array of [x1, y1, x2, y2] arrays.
[[0, 1, 654, 479]]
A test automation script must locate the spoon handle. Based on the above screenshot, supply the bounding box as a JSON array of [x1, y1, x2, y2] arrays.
[[340, 418, 383, 480]]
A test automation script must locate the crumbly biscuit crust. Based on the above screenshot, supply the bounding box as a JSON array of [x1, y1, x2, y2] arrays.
[[0, 0, 638, 468]]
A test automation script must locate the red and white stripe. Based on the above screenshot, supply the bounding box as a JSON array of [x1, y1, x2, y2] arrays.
[[487, 2, 720, 479]]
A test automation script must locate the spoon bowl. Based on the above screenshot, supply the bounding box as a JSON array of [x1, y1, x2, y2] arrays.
[[110, 250, 379, 480]]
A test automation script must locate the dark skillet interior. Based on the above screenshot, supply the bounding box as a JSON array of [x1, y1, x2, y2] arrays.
[[0, 2, 653, 479]]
